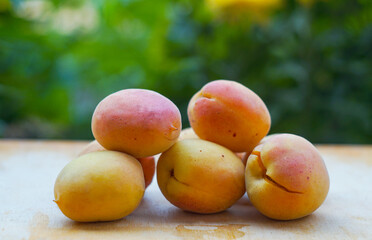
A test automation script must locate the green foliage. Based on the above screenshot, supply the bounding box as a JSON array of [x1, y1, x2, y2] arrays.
[[0, 0, 371, 143]]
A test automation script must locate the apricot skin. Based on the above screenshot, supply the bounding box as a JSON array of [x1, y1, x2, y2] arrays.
[[54, 151, 145, 222], [178, 128, 199, 141], [78, 140, 155, 188], [187, 80, 271, 153], [92, 89, 181, 158], [157, 139, 245, 214], [139, 156, 156, 188], [178, 128, 247, 164], [77, 140, 105, 157], [245, 134, 330, 220]]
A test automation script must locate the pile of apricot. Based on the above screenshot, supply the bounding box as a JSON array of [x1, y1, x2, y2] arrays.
[[54, 80, 329, 222]]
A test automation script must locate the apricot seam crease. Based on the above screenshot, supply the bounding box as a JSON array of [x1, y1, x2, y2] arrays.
[[252, 151, 304, 194]]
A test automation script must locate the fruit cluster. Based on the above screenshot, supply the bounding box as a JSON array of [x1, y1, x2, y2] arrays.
[[54, 80, 329, 222]]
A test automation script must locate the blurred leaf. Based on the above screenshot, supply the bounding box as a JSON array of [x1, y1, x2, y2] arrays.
[[0, 0, 371, 143]]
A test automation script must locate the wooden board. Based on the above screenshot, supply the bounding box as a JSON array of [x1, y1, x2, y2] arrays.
[[0, 140, 371, 240]]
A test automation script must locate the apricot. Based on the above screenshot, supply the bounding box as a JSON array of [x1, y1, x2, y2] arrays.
[[77, 140, 105, 157], [139, 156, 156, 188], [78, 140, 155, 188], [178, 127, 199, 141], [92, 89, 181, 158], [236, 152, 248, 165], [259, 133, 280, 144], [157, 139, 245, 214], [245, 134, 330, 220], [188, 80, 271, 153], [178, 129, 247, 165], [54, 151, 145, 222]]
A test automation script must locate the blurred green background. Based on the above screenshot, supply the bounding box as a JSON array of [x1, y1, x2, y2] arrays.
[[0, 0, 371, 143]]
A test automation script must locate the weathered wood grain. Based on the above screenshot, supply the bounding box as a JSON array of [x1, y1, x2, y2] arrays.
[[0, 140, 371, 239]]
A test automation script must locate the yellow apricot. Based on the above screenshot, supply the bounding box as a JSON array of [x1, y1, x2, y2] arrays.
[[54, 151, 145, 222]]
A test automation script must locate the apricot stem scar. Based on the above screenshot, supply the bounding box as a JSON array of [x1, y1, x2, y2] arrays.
[[200, 91, 216, 101], [251, 152, 304, 194]]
